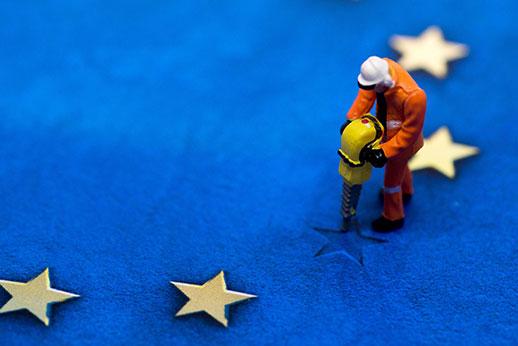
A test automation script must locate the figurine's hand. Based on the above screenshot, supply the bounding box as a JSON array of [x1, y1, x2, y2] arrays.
[[340, 120, 352, 135], [365, 148, 387, 168]]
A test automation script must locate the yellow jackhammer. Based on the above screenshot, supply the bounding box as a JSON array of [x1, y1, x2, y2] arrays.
[[338, 114, 384, 229]]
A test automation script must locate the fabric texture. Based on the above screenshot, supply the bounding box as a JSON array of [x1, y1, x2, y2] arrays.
[[0, 0, 516, 344]]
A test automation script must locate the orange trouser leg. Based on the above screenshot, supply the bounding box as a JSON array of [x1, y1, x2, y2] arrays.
[[401, 165, 414, 195], [383, 157, 411, 221]]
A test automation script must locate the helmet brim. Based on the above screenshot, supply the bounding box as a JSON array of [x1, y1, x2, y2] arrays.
[[357, 73, 382, 87]]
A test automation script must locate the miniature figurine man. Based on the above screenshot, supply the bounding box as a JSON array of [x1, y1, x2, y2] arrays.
[[346, 56, 426, 232]]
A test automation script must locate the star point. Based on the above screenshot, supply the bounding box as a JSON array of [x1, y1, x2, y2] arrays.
[[172, 271, 256, 327], [314, 223, 386, 265], [390, 26, 468, 78], [0, 268, 79, 326], [409, 126, 479, 178]]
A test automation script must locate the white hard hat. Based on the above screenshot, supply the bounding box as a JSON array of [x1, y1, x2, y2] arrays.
[[357, 56, 390, 86]]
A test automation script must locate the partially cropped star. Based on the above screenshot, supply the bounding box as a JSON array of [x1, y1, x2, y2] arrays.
[[390, 26, 468, 78], [171, 271, 256, 327], [409, 126, 479, 178], [314, 222, 386, 266], [0, 268, 79, 326]]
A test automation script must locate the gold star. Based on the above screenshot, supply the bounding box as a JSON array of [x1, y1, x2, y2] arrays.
[[390, 26, 468, 78], [409, 127, 479, 178], [0, 268, 79, 326], [171, 271, 256, 327]]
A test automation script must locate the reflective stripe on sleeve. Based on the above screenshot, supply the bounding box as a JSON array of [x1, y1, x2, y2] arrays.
[[387, 120, 402, 130]]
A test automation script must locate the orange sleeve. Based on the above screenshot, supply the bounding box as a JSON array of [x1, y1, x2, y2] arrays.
[[346, 88, 376, 120], [381, 89, 426, 158]]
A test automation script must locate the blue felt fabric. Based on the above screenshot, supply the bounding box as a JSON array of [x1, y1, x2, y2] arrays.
[[0, 0, 516, 344]]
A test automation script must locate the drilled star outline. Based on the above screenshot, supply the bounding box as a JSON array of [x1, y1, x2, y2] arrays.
[[313, 220, 387, 266]]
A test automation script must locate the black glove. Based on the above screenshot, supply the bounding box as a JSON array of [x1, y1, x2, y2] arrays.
[[340, 120, 351, 135], [365, 148, 387, 168]]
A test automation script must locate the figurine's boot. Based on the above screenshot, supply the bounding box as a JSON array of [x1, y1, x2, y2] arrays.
[[371, 216, 404, 232], [373, 188, 405, 233]]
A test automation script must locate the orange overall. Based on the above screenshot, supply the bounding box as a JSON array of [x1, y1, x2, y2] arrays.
[[346, 58, 426, 220]]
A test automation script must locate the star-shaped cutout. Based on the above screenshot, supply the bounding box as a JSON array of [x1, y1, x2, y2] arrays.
[[409, 126, 479, 178], [171, 271, 256, 327], [0, 268, 79, 326], [390, 26, 468, 78], [314, 222, 386, 265]]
